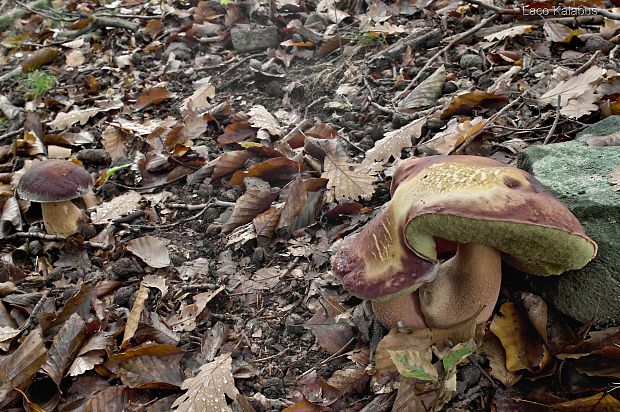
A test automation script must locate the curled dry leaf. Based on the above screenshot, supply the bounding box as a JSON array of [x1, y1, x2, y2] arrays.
[[276, 176, 327, 234], [398, 65, 446, 110], [180, 79, 215, 112], [121, 283, 149, 349], [126, 236, 171, 268], [248, 105, 281, 135], [172, 353, 239, 412]]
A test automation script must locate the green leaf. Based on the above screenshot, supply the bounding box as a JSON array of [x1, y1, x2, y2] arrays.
[[442, 339, 476, 371], [388, 349, 438, 381]]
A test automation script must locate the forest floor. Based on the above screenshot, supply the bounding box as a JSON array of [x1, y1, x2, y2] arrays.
[[0, 0, 619, 411]]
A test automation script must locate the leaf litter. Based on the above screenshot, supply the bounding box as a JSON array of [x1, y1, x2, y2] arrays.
[[0, 0, 619, 410]]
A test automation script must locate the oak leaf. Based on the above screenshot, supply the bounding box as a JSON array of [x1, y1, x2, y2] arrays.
[[365, 118, 425, 163], [322, 154, 377, 201], [172, 353, 239, 412]]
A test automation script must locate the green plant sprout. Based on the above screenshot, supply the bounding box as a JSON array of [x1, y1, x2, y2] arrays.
[[18, 70, 56, 99]]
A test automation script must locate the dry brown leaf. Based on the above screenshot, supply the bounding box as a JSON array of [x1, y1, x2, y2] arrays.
[[66, 50, 85, 67], [171, 353, 239, 412], [561, 89, 599, 119], [441, 90, 508, 119], [365, 118, 425, 163], [544, 21, 581, 43], [38, 284, 95, 332], [0, 197, 23, 238], [134, 87, 173, 111], [540, 66, 605, 106], [322, 152, 377, 201], [121, 283, 149, 349], [398, 65, 446, 110], [418, 116, 486, 155], [49, 100, 123, 130], [41, 313, 86, 386], [167, 287, 225, 332], [253, 206, 282, 241], [484, 25, 536, 41], [490, 302, 552, 373], [92, 191, 141, 224], [101, 126, 129, 161], [326, 366, 369, 395], [248, 105, 281, 135], [230, 157, 303, 186], [217, 122, 256, 146], [21, 47, 59, 72], [480, 332, 521, 387], [142, 275, 168, 298], [180, 79, 215, 112], [550, 393, 620, 410], [126, 236, 171, 268], [276, 176, 327, 234], [207, 150, 251, 180], [0, 330, 47, 407], [118, 351, 184, 389], [222, 189, 279, 234]]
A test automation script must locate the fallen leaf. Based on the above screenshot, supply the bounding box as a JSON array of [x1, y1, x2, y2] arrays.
[[481, 332, 521, 387], [49, 101, 123, 130], [418, 116, 486, 155], [180, 79, 215, 112], [171, 353, 239, 412], [142, 275, 168, 298], [222, 189, 279, 234], [374, 328, 433, 376], [587, 130, 620, 146], [91, 191, 142, 224], [134, 87, 173, 111], [544, 21, 581, 43], [217, 122, 256, 146], [248, 105, 281, 135], [230, 157, 303, 186], [126, 236, 171, 268], [540, 66, 605, 106], [276, 176, 327, 234], [167, 287, 224, 332], [490, 301, 552, 373], [484, 25, 536, 41], [441, 90, 508, 118], [365, 118, 425, 163], [388, 348, 438, 380], [66, 50, 85, 67], [121, 283, 149, 349], [101, 126, 130, 160], [322, 152, 378, 201], [561, 89, 599, 119], [398, 65, 446, 109]]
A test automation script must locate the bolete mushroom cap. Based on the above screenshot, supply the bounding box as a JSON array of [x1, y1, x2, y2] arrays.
[[332, 155, 597, 328], [17, 159, 92, 202], [17, 159, 93, 236], [391, 155, 597, 275]]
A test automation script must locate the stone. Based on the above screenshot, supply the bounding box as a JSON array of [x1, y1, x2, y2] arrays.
[[583, 34, 613, 53], [304, 12, 329, 29], [517, 116, 620, 327], [459, 53, 484, 70], [231, 26, 278, 52]]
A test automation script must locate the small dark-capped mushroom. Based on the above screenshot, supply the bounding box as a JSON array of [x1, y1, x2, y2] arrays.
[[17, 159, 92, 236]]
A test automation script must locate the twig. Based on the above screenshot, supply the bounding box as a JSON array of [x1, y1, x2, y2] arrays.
[[281, 119, 312, 144], [298, 335, 356, 378], [543, 95, 562, 145], [252, 348, 290, 363], [0, 128, 23, 141], [304, 96, 330, 118], [180, 283, 223, 291], [395, 14, 498, 102], [165, 200, 236, 209], [17, 291, 49, 336], [573, 50, 601, 75], [221, 53, 265, 77], [368, 28, 443, 64], [4, 231, 112, 249], [449, 95, 524, 154], [339, 133, 365, 153]]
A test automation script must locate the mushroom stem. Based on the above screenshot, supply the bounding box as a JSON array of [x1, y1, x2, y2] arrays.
[[41, 200, 84, 236], [419, 243, 502, 329], [371, 292, 428, 330]]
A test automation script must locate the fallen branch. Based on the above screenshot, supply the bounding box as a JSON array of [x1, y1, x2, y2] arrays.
[[4, 231, 113, 249], [60, 16, 140, 38]]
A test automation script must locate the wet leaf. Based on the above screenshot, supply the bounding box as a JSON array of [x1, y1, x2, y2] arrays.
[[126, 236, 171, 268], [172, 353, 239, 412]]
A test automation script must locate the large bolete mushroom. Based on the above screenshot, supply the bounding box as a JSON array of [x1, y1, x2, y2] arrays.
[[332, 155, 597, 330], [17, 159, 93, 237]]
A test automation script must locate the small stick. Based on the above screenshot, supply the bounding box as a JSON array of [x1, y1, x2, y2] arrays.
[[5, 232, 112, 249], [252, 348, 290, 363], [221, 53, 265, 77], [543, 95, 562, 145], [449, 96, 524, 154], [395, 14, 498, 102], [17, 290, 49, 336], [573, 50, 601, 75]]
